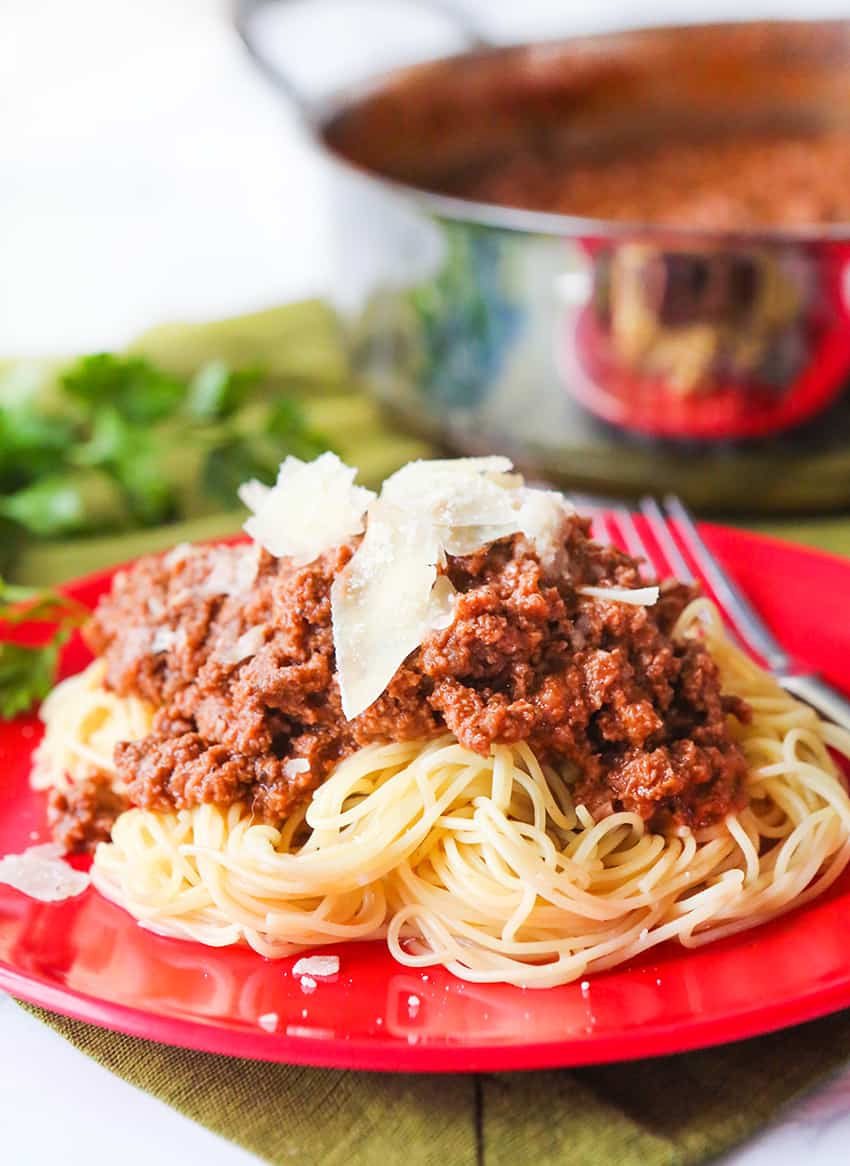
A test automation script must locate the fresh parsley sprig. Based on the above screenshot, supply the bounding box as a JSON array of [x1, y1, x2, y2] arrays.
[[0, 352, 333, 543], [0, 579, 89, 719]]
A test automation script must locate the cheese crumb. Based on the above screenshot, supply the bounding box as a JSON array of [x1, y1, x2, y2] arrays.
[[216, 625, 266, 666], [283, 758, 311, 781], [163, 542, 194, 569], [293, 955, 340, 978], [0, 843, 90, 902], [578, 585, 660, 606], [299, 975, 317, 994], [200, 544, 261, 598], [151, 627, 177, 654], [258, 1012, 279, 1033]]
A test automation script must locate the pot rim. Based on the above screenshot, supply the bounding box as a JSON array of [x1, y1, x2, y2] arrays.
[[302, 18, 850, 243]]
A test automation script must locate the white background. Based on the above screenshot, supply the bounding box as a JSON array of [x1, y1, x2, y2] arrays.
[[4, 1, 850, 1162]]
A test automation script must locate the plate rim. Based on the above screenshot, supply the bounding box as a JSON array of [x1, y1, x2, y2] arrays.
[[3, 521, 850, 1071], [5, 952, 850, 1071]]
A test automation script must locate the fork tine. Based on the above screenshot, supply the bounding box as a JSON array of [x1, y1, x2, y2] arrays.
[[613, 507, 653, 579], [592, 511, 613, 545], [663, 494, 791, 672], [569, 494, 612, 546], [639, 496, 695, 582]]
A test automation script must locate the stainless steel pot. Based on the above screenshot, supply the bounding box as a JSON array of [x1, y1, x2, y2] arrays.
[[236, 5, 850, 507]]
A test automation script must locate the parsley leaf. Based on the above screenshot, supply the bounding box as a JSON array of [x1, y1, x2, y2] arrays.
[[0, 579, 89, 720], [0, 470, 130, 537], [71, 410, 177, 525], [187, 361, 264, 420], [0, 579, 88, 625], [1, 340, 337, 551], [0, 638, 63, 720], [0, 407, 77, 493], [61, 353, 185, 424]]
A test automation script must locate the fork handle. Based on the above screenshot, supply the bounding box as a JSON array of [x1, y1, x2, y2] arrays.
[[780, 674, 850, 734]]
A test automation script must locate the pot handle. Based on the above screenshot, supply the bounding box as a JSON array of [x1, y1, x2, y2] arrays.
[[233, 0, 492, 119]]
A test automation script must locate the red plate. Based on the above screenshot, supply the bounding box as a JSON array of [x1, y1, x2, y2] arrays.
[[2, 524, 850, 1071]]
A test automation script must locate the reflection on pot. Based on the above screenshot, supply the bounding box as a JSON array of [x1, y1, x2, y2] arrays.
[[568, 240, 850, 439], [598, 244, 808, 395], [352, 219, 526, 421], [348, 191, 850, 457]]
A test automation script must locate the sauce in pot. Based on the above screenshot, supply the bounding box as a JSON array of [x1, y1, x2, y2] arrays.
[[457, 131, 850, 228]]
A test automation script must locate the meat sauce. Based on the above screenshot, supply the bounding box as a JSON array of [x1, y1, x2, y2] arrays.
[[51, 517, 750, 851]]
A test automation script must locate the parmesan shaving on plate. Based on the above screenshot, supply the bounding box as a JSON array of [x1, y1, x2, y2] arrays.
[[578, 585, 660, 606], [0, 843, 90, 902], [293, 955, 340, 978], [240, 452, 375, 564]]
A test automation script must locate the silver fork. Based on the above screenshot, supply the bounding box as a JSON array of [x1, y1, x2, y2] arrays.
[[590, 494, 850, 732]]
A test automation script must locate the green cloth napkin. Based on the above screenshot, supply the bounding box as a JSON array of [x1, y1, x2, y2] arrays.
[[749, 515, 850, 560], [17, 1002, 850, 1166]]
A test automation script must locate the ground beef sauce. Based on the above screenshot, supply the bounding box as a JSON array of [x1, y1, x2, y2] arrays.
[[53, 515, 750, 851], [48, 774, 127, 854]]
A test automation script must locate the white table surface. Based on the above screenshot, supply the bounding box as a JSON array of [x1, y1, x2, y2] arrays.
[[4, 0, 850, 1161]]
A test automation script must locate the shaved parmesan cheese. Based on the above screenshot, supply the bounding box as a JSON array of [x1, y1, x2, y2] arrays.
[[293, 955, 340, 978], [426, 576, 457, 632], [151, 627, 176, 654], [332, 502, 441, 720], [241, 454, 579, 724], [163, 542, 194, 569], [578, 585, 660, 606], [124, 626, 152, 657], [217, 625, 266, 666], [239, 479, 270, 514], [383, 458, 573, 565], [283, 757, 311, 780], [0, 843, 90, 902], [240, 452, 375, 564], [382, 457, 519, 529], [258, 1012, 279, 1032], [300, 975, 317, 994], [200, 544, 261, 598], [516, 489, 575, 570], [331, 458, 575, 720]]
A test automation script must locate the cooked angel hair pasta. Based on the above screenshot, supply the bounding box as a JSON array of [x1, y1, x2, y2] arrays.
[[39, 599, 850, 987]]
